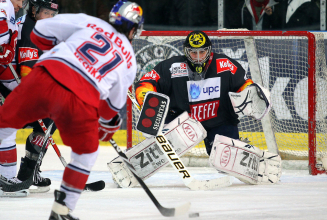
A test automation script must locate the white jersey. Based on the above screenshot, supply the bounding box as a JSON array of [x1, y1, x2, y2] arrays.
[[32, 14, 137, 116], [0, 0, 17, 44]]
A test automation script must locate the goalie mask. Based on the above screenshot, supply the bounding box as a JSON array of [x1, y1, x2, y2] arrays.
[[183, 31, 212, 75], [229, 83, 272, 120], [109, 0, 144, 41]]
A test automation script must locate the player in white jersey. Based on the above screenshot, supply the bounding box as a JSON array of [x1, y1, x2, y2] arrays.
[[0, 0, 21, 84], [0, 0, 60, 195], [0, 0, 22, 193], [0, 0, 20, 68], [0, 0, 20, 89], [0, 0, 143, 219]]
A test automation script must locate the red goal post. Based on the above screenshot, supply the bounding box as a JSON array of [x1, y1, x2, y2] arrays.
[[127, 30, 327, 175]]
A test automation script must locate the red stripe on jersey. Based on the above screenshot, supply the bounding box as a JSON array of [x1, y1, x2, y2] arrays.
[[30, 30, 55, 51], [62, 166, 89, 190], [0, 147, 17, 164], [0, 20, 8, 35], [98, 99, 118, 121]]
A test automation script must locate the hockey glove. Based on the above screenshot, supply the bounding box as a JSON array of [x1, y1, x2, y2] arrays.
[[98, 113, 122, 142], [0, 30, 18, 65]]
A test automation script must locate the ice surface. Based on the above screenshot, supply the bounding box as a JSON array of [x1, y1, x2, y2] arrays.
[[1, 144, 326, 220]]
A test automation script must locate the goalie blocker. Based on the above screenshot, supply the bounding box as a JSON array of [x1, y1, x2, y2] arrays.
[[136, 92, 169, 136], [108, 111, 207, 188], [209, 135, 282, 184]]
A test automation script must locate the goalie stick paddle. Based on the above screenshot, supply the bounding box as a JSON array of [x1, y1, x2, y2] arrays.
[[7, 63, 105, 192], [109, 138, 190, 217], [127, 90, 233, 190]]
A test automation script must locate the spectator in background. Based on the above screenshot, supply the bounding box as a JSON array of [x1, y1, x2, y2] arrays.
[[135, 0, 171, 26], [225, 0, 244, 28], [233, 0, 281, 30], [283, 0, 320, 30], [57, 0, 114, 21], [169, 0, 218, 28]]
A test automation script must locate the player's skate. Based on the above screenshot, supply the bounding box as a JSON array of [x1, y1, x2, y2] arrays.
[[0, 175, 29, 197], [17, 157, 51, 193], [49, 190, 79, 220]]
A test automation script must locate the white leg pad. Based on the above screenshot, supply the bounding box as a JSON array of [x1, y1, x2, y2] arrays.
[[209, 135, 281, 185], [107, 156, 138, 188], [108, 112, 207, 188], [257, 151, 282, 184]]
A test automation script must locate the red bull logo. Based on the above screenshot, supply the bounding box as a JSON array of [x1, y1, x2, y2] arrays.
[[131, 5, 143, 15]]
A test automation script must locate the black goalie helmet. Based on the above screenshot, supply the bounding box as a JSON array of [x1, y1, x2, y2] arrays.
[[183, 31, 212, 74], [26, 0, 59, 14]]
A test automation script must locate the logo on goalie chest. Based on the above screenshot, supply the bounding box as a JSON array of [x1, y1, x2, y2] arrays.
[[182, 123, 197, 142], [216, 58, 237, 74]]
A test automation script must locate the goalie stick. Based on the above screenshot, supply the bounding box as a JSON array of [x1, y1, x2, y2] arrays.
[[109, 138, 190, 217], [127, 90, 232, 190], [7, 63, 105, 192]]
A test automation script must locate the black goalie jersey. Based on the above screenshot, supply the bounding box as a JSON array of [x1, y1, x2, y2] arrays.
[[135, 53, 252, 130]]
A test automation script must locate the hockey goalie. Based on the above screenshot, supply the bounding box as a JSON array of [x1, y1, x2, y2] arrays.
[[108, 87, 281, 188]]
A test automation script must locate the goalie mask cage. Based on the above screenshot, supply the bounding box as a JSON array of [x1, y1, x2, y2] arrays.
[[127, 30, 327, 175]]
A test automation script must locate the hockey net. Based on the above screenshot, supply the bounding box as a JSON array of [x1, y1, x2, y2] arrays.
[[128, 30, 327, 175]]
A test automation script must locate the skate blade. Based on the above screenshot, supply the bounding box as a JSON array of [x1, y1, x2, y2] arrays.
[[0, 189, 29, 197], [29, 185, 50, 193]]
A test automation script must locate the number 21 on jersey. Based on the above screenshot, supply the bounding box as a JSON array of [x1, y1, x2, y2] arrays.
[[76, 33, 123, 81]]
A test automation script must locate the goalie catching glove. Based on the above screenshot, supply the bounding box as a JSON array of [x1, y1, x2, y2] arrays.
[[0, 30, 18, 65], [209, 135, 282, 184], [98, 113, 122, 142], [229, 83, 271, 120]]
